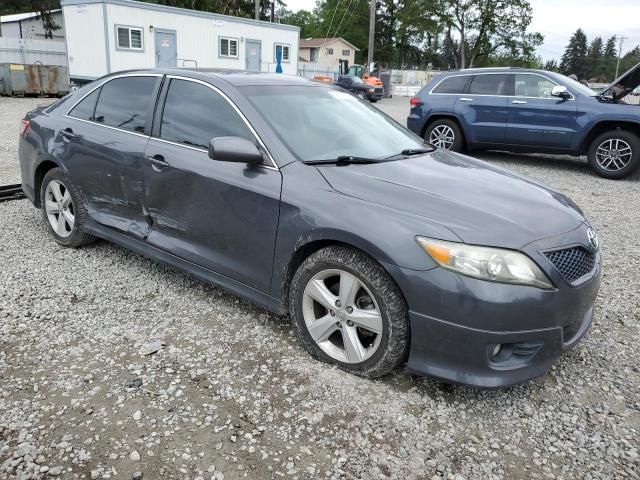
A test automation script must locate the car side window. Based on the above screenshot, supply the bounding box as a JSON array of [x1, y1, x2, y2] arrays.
[[93, 76, 156, 134], [68, 88, 100, 121], [159, 79, 253, 150], [432, 75, 470, 94], [469, 74, 510, 95], [514, 74, 557, 98]]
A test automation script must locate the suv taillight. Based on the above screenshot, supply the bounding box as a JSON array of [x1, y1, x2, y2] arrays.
[[19, 119, 30, 138], [410, 97, 423, 106]]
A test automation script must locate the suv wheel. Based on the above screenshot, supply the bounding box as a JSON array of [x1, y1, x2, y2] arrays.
[[289, 246, 410, 378], [588, 130, 640, 179], [425, 119, 464, 152], [41, 168, 96, 247]]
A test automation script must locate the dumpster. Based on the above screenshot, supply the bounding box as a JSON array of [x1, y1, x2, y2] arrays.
[[0, 63, 69, 96]]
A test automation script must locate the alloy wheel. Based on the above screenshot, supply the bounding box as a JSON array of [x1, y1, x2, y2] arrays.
[[44, 180, 74, 238], [429, 124, 455, 149], [302, 269, 383, 364], [595, 138, 633, 171]]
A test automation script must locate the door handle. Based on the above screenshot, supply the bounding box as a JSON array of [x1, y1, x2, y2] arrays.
[[146, 154, 169, 171], [60, 128, 77, 139], [512, 100, 528, 104], [459, 97, 473, 102]]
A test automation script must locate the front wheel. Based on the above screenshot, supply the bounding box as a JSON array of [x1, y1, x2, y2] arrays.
[[289, 246, 410, 378], [425, 119, 464, 152], [587, 130, 640, 179]]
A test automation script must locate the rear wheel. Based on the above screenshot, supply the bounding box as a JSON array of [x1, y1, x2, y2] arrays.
[[425, 118, 464, 152], [289, 246, 410, 378], [40, 168, 96, 247], [587, 130, 640, 179]]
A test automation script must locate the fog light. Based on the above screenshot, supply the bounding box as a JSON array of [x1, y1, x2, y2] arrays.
[[491, 344, 503, 359]]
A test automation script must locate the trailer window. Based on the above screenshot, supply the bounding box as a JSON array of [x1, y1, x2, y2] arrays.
[[116, 26, 143, 51], [274, 43, 290, 63], [220, 37, 239, 58]]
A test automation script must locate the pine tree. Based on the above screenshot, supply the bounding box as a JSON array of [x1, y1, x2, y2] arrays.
[[586, 37, 603, 80], [602, 36, 618, 80], [560, 29, 588, 79]]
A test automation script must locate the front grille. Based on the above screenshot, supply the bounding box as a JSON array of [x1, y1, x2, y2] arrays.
[[374, 87, 383, 94], [544, 246, 596, 284]]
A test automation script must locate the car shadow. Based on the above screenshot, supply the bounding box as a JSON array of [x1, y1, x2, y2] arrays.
[[471, 150, 640, 181]]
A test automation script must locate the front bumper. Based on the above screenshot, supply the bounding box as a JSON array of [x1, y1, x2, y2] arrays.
[[384, 223, 601, 388]]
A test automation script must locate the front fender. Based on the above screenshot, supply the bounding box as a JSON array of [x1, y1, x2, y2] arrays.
[[270, 161, 461, 300]]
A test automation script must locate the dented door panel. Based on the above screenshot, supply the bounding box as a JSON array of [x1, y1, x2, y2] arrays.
[[143, 138, 282, 292]]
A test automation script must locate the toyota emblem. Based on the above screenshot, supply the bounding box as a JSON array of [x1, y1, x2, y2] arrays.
[[587, 228, 599, 250]]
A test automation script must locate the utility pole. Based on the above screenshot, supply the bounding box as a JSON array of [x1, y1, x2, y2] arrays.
[[615, 36, 628, 79], [255, 0, 260, 20], [367, 0, 375, 71]]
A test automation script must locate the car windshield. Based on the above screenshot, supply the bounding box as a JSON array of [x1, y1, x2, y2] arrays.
[[556, 74, 597, 96], [242, 85, 424, 162]]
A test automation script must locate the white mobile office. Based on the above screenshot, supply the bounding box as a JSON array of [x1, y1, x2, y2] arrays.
[[60, 0, 299, 82]]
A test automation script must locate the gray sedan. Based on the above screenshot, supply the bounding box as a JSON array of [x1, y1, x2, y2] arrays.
[[18, 69, 601, 387]]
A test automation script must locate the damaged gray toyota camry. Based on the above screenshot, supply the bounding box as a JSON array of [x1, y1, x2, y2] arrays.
[[19, 70, 601, 387]]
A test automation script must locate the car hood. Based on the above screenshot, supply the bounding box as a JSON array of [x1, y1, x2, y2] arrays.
[[599, 61, 640, 101], [317, 150, 585, 249]]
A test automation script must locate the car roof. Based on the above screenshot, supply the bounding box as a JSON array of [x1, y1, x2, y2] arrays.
[[441, 67, 550, 76], [99, 68, 320, 87]]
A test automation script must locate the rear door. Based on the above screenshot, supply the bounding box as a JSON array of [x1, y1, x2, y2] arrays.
[[453, 73, 510, 145], [61, 75, 160, 237], [506, 73, 578, 148], [143, 77, 282, 292]]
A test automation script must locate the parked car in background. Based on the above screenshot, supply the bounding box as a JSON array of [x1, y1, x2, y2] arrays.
[[334, 75, 383, 102], [407, 64, 640, 179], [20, 70, 600, 387]]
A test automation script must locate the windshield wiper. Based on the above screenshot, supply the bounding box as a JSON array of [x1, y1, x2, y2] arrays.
[[383, 147, 436, 160], [304, 155, 382, 166]]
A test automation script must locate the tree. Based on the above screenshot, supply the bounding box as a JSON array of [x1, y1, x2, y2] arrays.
[[586, 36, 603, 80], [559, 28, 588, 79], [433, 0, 542, 69], [544, 59, 558, 72]]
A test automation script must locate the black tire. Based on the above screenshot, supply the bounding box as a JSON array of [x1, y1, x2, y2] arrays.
[[289, 246, 410, 378], [424, 118, 465, 152], [40, 168, 96, 248], [369, 98, 378, 103], [587, 130, 640, 179]]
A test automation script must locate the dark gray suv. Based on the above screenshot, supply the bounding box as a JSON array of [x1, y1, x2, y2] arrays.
[[19, 69, 601, 387]]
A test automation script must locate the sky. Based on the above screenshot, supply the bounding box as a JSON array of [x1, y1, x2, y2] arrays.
[[284, 0, 640, 61]]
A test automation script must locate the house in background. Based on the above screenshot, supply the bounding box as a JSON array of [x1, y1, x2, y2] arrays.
[[298, 37, 359, 67], [0, 10, 65, 41], [61, 0, 299, 83]]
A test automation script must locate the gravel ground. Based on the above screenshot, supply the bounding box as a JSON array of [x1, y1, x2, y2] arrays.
[[1, 95, 639, 480]]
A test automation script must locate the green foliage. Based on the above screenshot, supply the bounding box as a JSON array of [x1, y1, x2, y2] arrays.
[[0, 0, 62, 32], [559, 30, 640, 82]]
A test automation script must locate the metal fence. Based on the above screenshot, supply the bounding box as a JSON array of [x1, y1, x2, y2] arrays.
[[0, 37, 67, 67]]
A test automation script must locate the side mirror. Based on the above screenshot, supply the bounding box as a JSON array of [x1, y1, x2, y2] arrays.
[[551, 85, 571, 99], [208, 136, 264, 165]]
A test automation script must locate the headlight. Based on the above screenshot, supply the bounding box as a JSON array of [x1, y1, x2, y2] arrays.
[[368, 88, 375, 93], [416, 237, 553, 289]]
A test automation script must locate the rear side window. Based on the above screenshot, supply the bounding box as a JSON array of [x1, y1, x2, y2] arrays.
[[432, 75, 470, 94], [159, 79, 253, 149], [469, 74, 510, 95], [93, 76, 156, 133], [68, 88, 100, 121]]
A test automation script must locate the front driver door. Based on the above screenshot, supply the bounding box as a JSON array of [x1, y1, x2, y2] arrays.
[[143, 77, 282, 292], [506, 73, 578, 148]]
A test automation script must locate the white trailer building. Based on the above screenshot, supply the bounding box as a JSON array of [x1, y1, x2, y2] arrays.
[[60, 0, 299, 82]]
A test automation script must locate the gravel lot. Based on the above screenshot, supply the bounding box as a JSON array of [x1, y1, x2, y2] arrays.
[[1, 95, 639, 480]]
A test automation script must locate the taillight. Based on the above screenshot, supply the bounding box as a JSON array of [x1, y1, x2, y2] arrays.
[[410, 97, 423, 106], [19, 119, 30, 138]]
